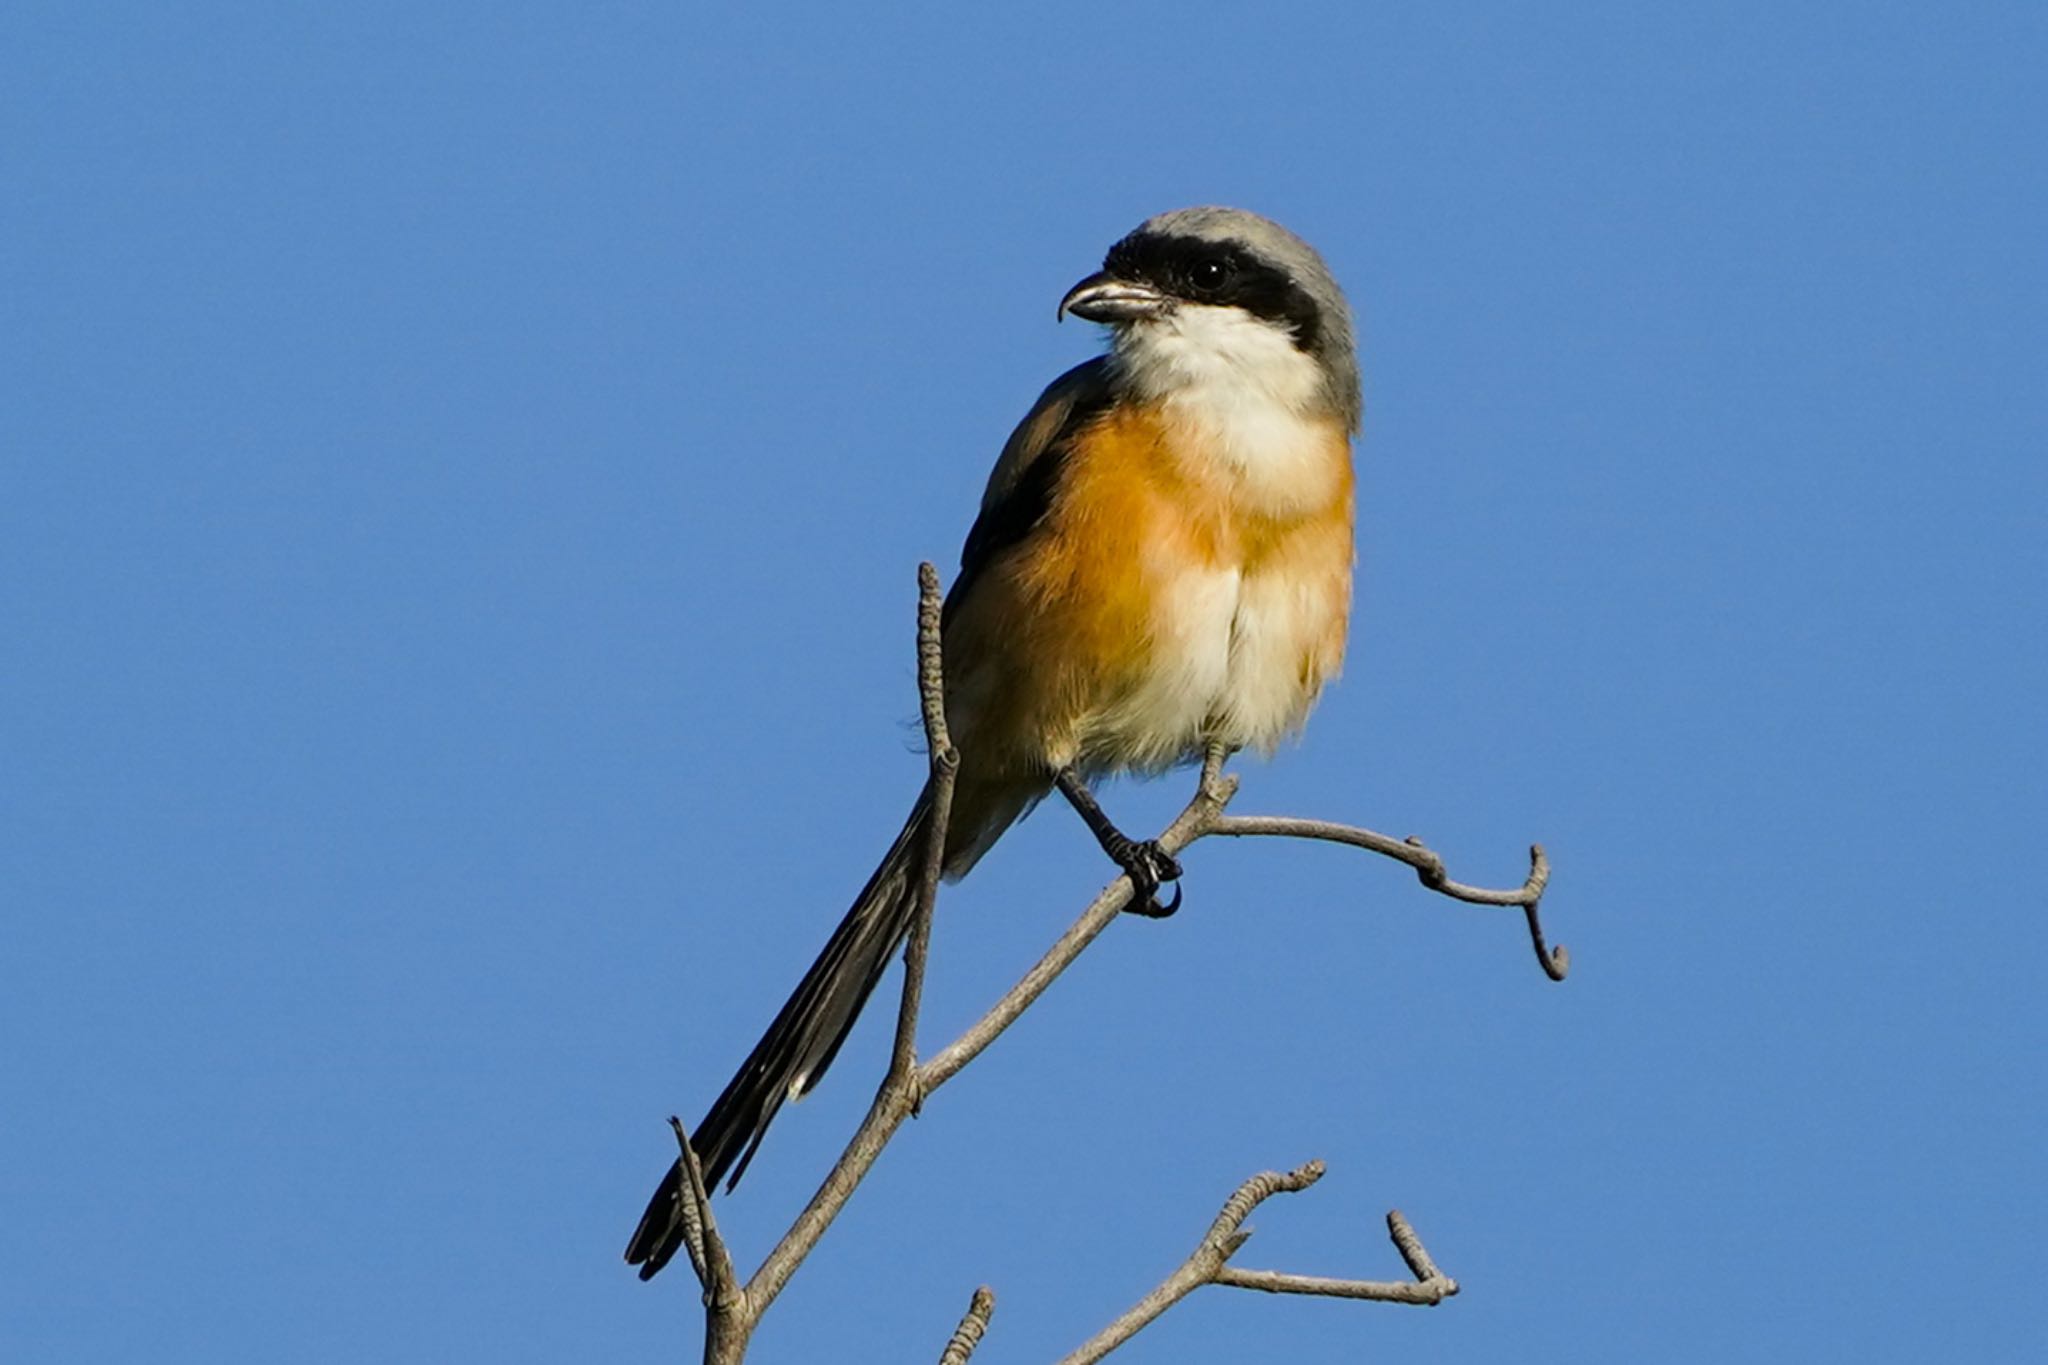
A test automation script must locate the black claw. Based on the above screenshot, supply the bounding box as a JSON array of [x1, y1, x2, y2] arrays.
[[1113, 839, 1183, 918], [1125, 880, 1182, 919]]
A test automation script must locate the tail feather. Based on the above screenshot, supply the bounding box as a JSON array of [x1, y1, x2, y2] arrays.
[[623, 792, 934, 1279]]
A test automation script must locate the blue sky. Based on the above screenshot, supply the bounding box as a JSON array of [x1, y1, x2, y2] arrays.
[[4, 2, 2043, 1361]]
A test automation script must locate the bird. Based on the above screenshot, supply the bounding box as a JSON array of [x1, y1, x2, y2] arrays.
[[626, 206, 1360, 1280]]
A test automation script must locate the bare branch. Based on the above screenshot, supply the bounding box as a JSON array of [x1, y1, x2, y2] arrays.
[[743, 766, 1235, 1320], [920, 770, 1235, 1090], [742, 564, 961, 1321], [1386, 1208, 1449, 1285], [913, 561, 956, 762], [1205, 815, 1569, 980], [935, 1286, 996, 1365], [1210, 1265, 1455, 1305], [1213, 1210, 1457, 1306], [1054, 1161, 1325, 1365], [894, 562, 959, 1084], [663, 1118, 710, 1289], [667, 1115, 744, 1362], [1057, 1164, 1457, 1364], [1199, 739, 1232, 800]]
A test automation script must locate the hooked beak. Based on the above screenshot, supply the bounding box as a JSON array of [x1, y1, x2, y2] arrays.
[[1058, 271, 1175, 323]]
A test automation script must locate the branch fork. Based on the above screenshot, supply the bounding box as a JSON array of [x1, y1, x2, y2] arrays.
[[1049, 1161, 1458, 1365]]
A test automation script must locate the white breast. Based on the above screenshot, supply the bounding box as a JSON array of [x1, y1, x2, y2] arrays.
[[1114, 303, 1339, 516], [1214, 568, 1336, 750], [1075, 304, 1349, 771], [1090, 557, 1242, 771], [1083, 550, 1340, 770]]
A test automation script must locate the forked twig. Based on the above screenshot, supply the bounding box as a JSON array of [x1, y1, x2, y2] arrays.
[[1056, 1161, 1458, 1365]]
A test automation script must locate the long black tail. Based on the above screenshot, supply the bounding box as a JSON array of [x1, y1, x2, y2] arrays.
[[624, 791, 934, 1280]]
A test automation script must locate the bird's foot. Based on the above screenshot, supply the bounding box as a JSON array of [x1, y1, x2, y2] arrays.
[[1052, 769, 1184, 917], [1107, 836, 1183, 917]]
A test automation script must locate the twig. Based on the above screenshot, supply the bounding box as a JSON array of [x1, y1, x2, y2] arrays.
[[666, 1115, 742, 1358], [740, 564, 961, 1321], [894, 562, 959, 1084], [1204, 816, 1568, 980], [663, 1118, 710, 1289], [920, 769, 1234, 1089], [1213, 1208, 1458, 1305], [743, 745, 1234, 1319], [1387, 1208, 1449, 1285], [1056, 1164, 1457, 1365], [936, 1286, 996, 1365]]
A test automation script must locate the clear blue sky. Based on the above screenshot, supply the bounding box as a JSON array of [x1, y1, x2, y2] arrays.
[[4, 3, 2043, 1361]]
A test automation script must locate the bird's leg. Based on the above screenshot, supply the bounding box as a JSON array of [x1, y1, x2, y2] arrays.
[[1054, 770, 1183, 917]]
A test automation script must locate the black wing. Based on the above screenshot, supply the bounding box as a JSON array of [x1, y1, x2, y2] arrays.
[[945, 357, 1115, 627]]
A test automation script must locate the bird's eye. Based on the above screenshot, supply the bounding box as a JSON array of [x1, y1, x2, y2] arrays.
[[1189, 257, 1232, 291]]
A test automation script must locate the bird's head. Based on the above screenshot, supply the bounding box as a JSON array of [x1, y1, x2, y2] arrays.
[[1059, 207, 1360, 433]]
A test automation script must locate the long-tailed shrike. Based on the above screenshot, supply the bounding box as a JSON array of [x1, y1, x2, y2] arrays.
[[628, 206, 1360, 1279]]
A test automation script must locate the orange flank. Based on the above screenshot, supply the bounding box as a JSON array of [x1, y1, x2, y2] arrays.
[[941, 400, 1353, 832]]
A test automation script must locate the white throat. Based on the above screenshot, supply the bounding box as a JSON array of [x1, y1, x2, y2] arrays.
[[1112, 304, 1337, 511]]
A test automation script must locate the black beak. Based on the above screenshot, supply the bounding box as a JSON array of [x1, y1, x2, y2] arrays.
[[1057, 271, 1175, 323]]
